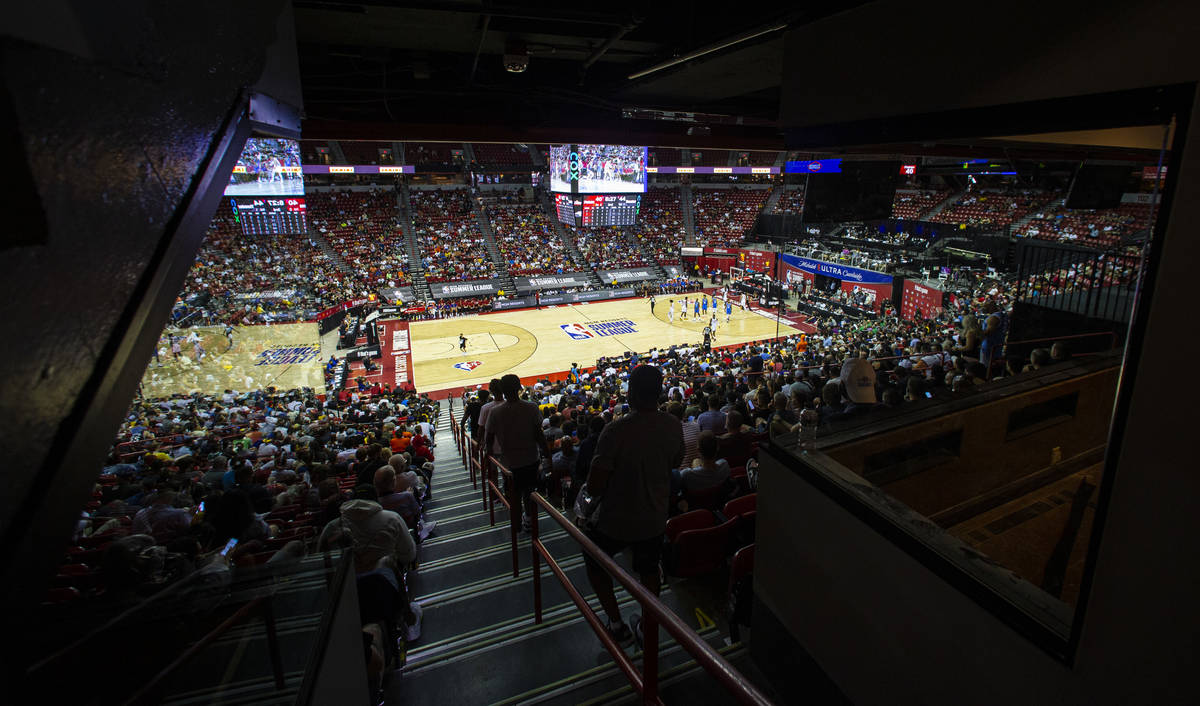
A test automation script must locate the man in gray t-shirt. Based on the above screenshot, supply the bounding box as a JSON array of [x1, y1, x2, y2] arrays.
[[584, 364, 683, 647]]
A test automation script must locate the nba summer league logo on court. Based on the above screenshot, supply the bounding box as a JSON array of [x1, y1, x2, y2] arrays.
[[453, 361, 483, 372], [253, 344, 321, 366], [560, 320, 637, 340]]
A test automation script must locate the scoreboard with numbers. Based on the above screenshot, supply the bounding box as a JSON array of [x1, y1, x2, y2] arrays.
[[554, 193, 575, 225], [232, 197, 308, 235], [554, 193, 640, 227], [580, 194, 640, 226]]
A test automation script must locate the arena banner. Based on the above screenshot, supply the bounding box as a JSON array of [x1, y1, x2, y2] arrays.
[[316, 297, 370, 321], [430, 279, 504, 299], [539, 288, 637, 306], [739, 249, 776, 274], [345, 345, 381, 361], [599, 268, 658, 284], [377, 318, 412, 387], [901, 279, 944, 319], [492, 296, 538, 311], [232, 289, 298, 301], [378, 286, 416, 303], [778, 253, 893, 285], [514, 272, 593, 291]]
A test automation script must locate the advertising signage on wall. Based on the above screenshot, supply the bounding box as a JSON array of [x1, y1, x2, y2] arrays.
[[430, 279, 503, 299], [779, 253, 893, 284], [515, 273, 593, 291], [784, 158, 843, 174], [600, 269, 658, 283]]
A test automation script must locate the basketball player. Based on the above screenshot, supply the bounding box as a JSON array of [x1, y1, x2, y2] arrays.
[[702, 324, 712, 352], [702, 296, 708, 317], [459, 333, 468, 352], [649, 295, 656, 315], [740, 292, 748, 311], [170, 334, 182, 360], [725, 298, 733, 324], [694, 298, 701, 320], [668, 299, 675, 323], [681, 297, 688, 320], [187, 330, 205, 362], [224, 323, 235, 352]]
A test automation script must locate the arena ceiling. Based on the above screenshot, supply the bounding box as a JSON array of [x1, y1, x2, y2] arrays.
[[293, 1, 870, 145]]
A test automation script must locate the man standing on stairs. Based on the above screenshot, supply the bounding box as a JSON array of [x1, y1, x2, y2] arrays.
[[485, 374, 552, 532], [582, 364, 683, 648]]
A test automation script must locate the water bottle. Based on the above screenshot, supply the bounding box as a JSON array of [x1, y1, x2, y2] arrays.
[[799, 409, 819, 453]]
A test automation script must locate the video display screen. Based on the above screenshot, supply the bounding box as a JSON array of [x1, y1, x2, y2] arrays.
[[550, 144, 647, 194], [231, 197, 307, 235], [225, 138, 304, 196]]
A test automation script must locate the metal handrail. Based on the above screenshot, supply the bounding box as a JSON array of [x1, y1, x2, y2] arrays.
[[527, 492, 773, 706]]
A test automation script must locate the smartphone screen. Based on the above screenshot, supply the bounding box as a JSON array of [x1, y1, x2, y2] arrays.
[[220, 537, 238, 556], [198, 501, 206, 513], [924, 391, 933, 399]]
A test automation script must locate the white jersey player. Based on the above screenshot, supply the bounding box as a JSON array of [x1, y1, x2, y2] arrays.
[[740, 292, 748, 310], [668, 300, 675, 323]]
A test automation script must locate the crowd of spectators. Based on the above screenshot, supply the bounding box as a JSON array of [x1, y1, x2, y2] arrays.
[[62, 385, 442, 646], [572, 227, 648, 270], [630, 188, 687, 266], [308, 190, 411, 288], [487, 203, 581, 274], [178, 201, 360, 326], [410, 189, 497, 282], [692, 188, 770, 248]]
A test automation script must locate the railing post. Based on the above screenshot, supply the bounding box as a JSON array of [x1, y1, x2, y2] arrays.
[[487, 458, 496, 527], [642, 611, 659, 705], [531, 497, 542, 624], [507, 467, 519, 578]]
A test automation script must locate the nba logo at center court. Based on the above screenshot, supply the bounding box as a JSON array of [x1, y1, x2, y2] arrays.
[[560, 323, 594, 340], [453, 360, 483, 371]]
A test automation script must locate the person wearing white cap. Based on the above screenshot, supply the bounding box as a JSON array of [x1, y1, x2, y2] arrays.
[[827, 358, 879, 423]]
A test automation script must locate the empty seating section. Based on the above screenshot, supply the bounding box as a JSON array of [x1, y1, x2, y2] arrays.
[[741, 151, 779, 166], [181, 200, 354, 322], [631, 187, 686, 264], [410, 189, 496, 282], [929, 189, 1051, 227], [772, 187, 805, 214], [572, 227, 647, 269], [891, 189, 951, 219], [405, 142, 462, 169], [1017, 202, 1153, 248], [338, 140, 394, 165], [691, 150, 731, 166], [308, 190, 411, 287], [472, 143, 533, 168], [692, 188, 769, 247], [300, 140, 328, 165], [649, 148, 682, 166], [486, 203, 579, 274]]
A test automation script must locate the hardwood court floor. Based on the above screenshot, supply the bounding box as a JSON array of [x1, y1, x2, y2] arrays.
[[140, 322, 326, 398], [410, 295, 800, 392]]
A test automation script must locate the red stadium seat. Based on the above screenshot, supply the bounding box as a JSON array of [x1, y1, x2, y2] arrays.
[[665, 517, 738, 578], [684, 483, 730, 512], [722, 493, 757, 521], [665, 510, 717, 544]]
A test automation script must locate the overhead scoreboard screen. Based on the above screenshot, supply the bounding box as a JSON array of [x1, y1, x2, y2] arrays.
[[225, 137, 307, 234], [554, 193, 641, 227], [550, 144, 647, 194], [232, 198, 308, 235]]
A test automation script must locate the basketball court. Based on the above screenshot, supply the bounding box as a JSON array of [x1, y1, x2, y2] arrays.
[[140, 322, 326, 397], [408, 294, 804, 393]]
